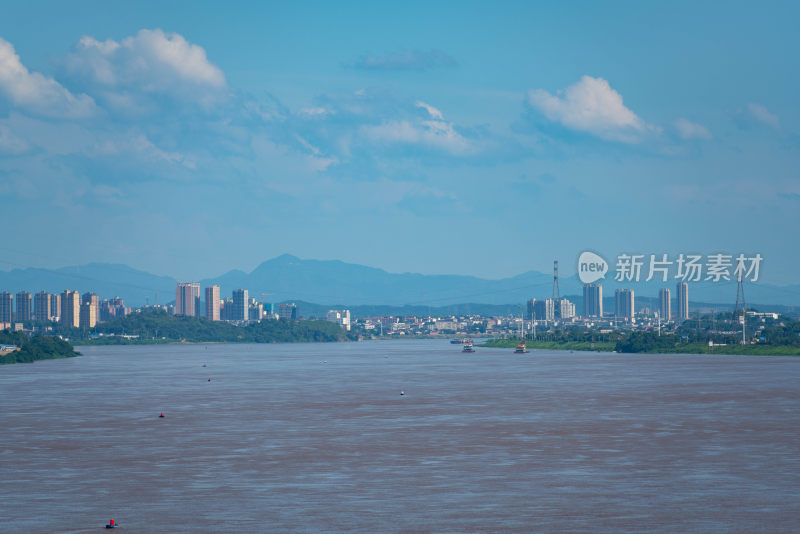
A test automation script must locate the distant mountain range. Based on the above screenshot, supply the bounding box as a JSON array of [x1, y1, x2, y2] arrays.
[[1, 254, 799, 311]]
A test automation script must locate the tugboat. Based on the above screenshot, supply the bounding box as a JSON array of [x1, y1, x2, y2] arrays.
[[514, 340, 528, 353], [462, 338, 475, 353]]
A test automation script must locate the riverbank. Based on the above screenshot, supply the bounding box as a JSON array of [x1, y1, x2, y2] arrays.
[[480, 338, 615, 352], [0, 331, 80, 365], [61, 310, 352, 345], [480, 337, 800, 356]]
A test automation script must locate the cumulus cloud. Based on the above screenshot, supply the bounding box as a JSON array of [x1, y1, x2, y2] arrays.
[[527, 75, 653, 143], [746, 103, 780, 130], [674, 118, 712, 140], [64, 29, 226, 109], [352, 49, 457, 71], [0, 37, 96, 119]]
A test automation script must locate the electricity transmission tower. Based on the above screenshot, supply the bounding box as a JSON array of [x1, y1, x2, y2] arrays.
[[552, 260, 560, 300], [552, 260, 561, 319], [734, 269, 747, 345]]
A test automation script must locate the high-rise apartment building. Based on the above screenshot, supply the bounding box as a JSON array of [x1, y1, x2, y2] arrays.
[[99, 300, 113, 322], [529, 298, 555, 322], [61, 290, 80, 328], [205, 285, 220, 321], [175, 283, 200, 316], [231, 289, 249, 321], [559, 298, 576, 319], [34, 291, 51, 322], [220, 298, 232, 321], [277, 302, 297, 320], [98, 297, 126, 322], [615, 289, 635, 321], [659, 288, 671, 321], [677, 282, 689, 321], [80, 292, 99, 329], [525, 298, 535, 320], [80, 302, 97, 328], [15, 291, 32, 322], [249, 301, 264, 322], [583, 284, 603, 317], [0, 292, 12, 323], [82, 292, 99, 308], [49, 293, 61, 321]]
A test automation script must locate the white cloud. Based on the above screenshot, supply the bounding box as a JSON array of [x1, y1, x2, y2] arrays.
[[64, 29, 226, 108], [747, 103, 780, 130], [298, 92, 480, 157], [294, 135, 339, 171], [674, 118, 712, 140], [528, 75, 653, 143], [361, 118, 472, 155], [361, 100, 474, 155], [0, 37, 96, 119], [415, 101, 444, 120], [299, 107, 332, 117]]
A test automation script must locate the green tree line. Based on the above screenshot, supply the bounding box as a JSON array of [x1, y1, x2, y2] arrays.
[[0, 330, 79, 364], [65, 309, 353, 344]]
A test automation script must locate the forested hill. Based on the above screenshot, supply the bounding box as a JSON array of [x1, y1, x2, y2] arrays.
[[0, 331, 79, 365], [78, 309, 351, 344]]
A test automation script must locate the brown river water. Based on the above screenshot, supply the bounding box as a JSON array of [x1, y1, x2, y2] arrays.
[[1, 340, 799, 533]]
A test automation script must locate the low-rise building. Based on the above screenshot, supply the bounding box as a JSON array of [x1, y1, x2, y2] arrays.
[[326, 309, 351, 331]]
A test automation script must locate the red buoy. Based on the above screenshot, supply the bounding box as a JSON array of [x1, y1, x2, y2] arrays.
[[110, 519, 114, 526], [159, 412, 165, 418]]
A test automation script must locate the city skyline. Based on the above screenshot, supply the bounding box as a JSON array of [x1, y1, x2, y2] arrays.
[[0, 278, 701, 335], [1, 252, 797, 310], [1, 2, 798, 284]]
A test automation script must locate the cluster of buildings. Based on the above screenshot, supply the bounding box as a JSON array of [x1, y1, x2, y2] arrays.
[[509, 282, 694, 334], [174, 283, 301, 323], [0, 290, 129, 331], [0, 279, 698, 336], [579, 282, 690, 324], [525, 297, 576, 322], [0, 281, 349, 333], [174, 283, 354, 330], [357, 315, 505, 336]]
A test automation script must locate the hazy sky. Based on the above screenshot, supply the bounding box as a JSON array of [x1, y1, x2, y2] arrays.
[[1, 1, 798, 283]]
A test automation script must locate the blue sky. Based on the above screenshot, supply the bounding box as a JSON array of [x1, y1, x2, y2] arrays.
[[1, 1, 798, 284]]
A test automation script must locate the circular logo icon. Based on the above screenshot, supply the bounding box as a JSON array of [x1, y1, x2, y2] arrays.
[[578, 251, 608, 284]]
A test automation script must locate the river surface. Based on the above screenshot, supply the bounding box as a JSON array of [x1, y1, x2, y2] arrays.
[[1, 340, 799, 533]]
